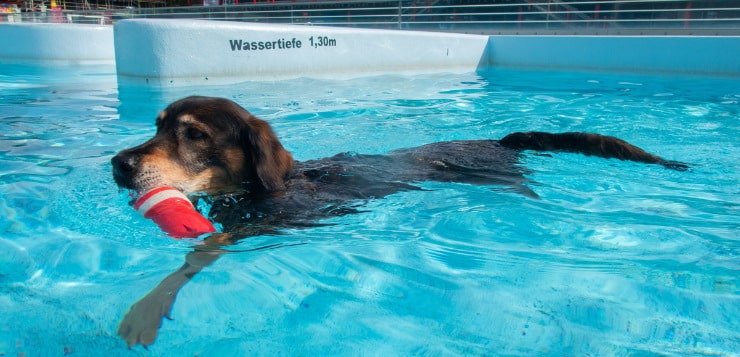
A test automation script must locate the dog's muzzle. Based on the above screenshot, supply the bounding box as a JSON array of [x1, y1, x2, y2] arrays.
[[111, 151, 140, 189]]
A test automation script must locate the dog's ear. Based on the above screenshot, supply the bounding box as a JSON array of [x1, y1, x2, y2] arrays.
[[240, 115, 294, 192]]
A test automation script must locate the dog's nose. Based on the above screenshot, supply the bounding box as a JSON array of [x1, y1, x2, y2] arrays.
[[111, 151, 140, 188], [112, 151, 139, 174]]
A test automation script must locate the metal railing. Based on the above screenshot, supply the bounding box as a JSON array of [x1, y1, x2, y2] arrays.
[[3, 0, 739, 35]]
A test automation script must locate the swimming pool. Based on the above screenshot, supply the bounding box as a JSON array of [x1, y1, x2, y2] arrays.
[[1, 62, 737, 355]]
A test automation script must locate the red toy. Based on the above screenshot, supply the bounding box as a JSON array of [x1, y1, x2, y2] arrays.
[[133, 187, 216, 238]]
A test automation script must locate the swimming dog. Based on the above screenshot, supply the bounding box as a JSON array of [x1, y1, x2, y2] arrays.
[[112, 95, 686, 347]]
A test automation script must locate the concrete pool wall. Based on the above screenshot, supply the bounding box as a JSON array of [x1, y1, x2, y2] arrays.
[[0, 23, 114, 64], [1, 19, 738, 82], [113, 19, 490, 86], [486, 35, 740, 77]]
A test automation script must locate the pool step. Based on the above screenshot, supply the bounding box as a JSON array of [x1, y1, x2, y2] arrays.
[[113, 19, 491, 86]]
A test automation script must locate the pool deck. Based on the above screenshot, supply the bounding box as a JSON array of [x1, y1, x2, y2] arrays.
[[1, 19, 738, 83]]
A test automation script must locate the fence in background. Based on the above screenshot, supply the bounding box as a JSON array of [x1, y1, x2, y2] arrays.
[[3, 0, 739, 35]]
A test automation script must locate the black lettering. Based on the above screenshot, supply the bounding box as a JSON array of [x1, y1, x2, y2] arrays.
[[229, 37, 308, 51], [229, 39, 242, 51]]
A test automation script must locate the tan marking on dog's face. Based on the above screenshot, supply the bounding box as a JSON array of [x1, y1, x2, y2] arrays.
[[156, 110, 167, 124], [120, 113, 249, 195], [221, 147, 247, 182], [132, 146, 224, 194]]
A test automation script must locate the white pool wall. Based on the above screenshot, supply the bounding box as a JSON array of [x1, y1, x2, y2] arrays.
[[487, 35, 740, 77], [113, 19, 490, 86], [0, 23, 114, 64], [2, 19, 738, 80]]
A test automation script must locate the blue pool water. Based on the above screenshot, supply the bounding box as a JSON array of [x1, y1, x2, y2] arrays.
[[1, 62, 738, 356]]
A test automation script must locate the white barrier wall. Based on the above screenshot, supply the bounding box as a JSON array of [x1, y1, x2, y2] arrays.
[[113, 19, 491, 86], [5, 19, 736, 79], [487, 35, 740, 77], [0, 23, 114, 63]]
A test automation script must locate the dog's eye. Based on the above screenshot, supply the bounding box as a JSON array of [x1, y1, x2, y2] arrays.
[[184, 127, 207, 141]]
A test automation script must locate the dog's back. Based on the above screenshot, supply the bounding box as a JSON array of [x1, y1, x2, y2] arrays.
[[198, 135, 686, 236]]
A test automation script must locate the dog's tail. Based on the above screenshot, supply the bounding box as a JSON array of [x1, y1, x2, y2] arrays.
[[499, 131, 688, 171]]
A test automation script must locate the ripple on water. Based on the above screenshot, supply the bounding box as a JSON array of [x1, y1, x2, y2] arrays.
[[1, 66, 738, 355]]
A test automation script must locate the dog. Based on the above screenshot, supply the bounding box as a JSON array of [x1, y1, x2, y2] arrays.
[[112, 95, 687, 347]]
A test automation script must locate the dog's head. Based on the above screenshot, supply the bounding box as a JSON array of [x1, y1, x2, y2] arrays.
[[111, 96, 293, 195]]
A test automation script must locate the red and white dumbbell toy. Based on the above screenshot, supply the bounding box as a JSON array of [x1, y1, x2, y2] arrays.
[[133, 186, 216, 239]]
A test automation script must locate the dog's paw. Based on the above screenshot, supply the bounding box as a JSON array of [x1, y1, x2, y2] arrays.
[[118, 290, 175, 348]]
